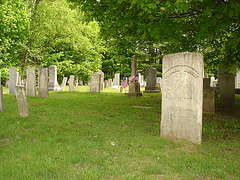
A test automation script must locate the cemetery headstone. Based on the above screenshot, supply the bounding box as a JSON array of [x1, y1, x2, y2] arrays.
[[0, 86, 3, 112], [235, 69, 240, 89], [69, 75, 75, 92], [203, 78, 215, 114], [143, 67, 160, 93], [15, 85, 29, 117], [48, 65, 60, 91], [60, 77, 68, 91], [9, 67, 16, 94], [112, 73, 120, 89], [108, 79, 113, 87], [90, 72, 101, 93], [79, 80, 83, 86], [27, 68, 36, 97], [127, 55, 142, 97], [161, 52, 203, 144], [99, 72, 104, 90], [5, 80, 9, 88], [104, 80, 109, 88], [74, 76, 79, 89], [218, 66, 235, 105], [38, 68, 49, 98], [156, 77, 162, 91]]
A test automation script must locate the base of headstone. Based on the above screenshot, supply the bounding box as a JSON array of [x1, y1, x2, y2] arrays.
[[235, 89, 240, 94], [127, 92, 142, 97], [0, 86, 4, 112], [48, 82, 60, 91], [112, 85, 119, 89], [143, 90, 161, 93], [127, 81, 142, 97]]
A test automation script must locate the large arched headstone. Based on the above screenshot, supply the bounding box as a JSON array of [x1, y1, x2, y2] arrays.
[[161, 52, 203, 144]]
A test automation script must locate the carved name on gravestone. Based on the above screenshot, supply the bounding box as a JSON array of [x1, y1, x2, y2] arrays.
[[60, 77, 68, 91], [27, 68, 36, 97], [9, 67, 16, 94], [203, 78, 215, 114], [15, 86, 29, 117], [0, 86, 3, 112], [161, 52, 203, 144], [218, 66, 235, 105], [90, 72, 101, 93], [144, 67, 160, 93], [69, 75, 75, 92], [48, 65, 60, 91], [38, 68, 49, 98]]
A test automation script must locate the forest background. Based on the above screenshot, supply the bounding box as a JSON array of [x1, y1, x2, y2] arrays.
[[0, 0, 239, 84]]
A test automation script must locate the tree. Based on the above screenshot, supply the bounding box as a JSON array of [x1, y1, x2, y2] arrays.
[[69, 0, 240, 73]]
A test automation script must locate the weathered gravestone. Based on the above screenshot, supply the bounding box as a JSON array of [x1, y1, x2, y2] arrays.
[[99, 72, 104, 90], [15, 85, 29, 117], [156, 77, 162, 91], [9, 67, 17, 94], [108, 79, 113, 87], [16, 73, 21, 86], [143, 67, 160, 93], [0, 86, 3, 112], [127, 55, 142, 97], [79, 80, 83, 86], [90, 72, 101, 93], [104, 80, 109, 88], [218, 66, 235, 105], [69, 75, 75, 92], [5, 80, 9, 88], [60, 77, 67, 91], [161, 52, 203, 144], [48, 65, 60, 91], [203, 78, 215, 114], [74, 76, 79, 89], [112, 73, 120, 89], [38, 68, 49, 98], [235, 69, 240, 89], [27, 68, 36, 97]]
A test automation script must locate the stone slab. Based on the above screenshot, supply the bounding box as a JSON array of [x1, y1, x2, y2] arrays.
[[161, 52, 203, 144], [27, 68, 36, 97], [38, 68, 49, 98], [15, 85, 29, 117], [9, 67, 16, 94]]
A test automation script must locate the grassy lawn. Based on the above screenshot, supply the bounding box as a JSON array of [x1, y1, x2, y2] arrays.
[[0, 86, 239, 179]]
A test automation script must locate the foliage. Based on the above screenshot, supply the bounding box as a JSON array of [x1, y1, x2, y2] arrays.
[[70, 0, 240, 73]]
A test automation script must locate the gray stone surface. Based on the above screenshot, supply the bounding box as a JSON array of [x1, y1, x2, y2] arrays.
[[27, 68, 36, 97], [60, 77, 67, 91], [38, 68, 49, 98], [5, 80, 9, 88], [112, 73, 120, 89], [99, 72, 104, 90], [15, 85, 29, 117], [48, 65, 60, 91], [203, 78, 215, 114], [0, 86, 3, 112], [104, 80, 109, 88], [16, 74, 21, 85], [108, 79, 113, 87], [74, 76, 79, 89], [161, 52, 203, 144], [9, 67, 16, 94], [235, 69, 240, 88], [127, 55, 142, 97], [90, 72, 101, 93], [69, 75, 75, 92], [218, 66, 235, 105], [79, 80, 83, 86], [144, 67, 160, 93]]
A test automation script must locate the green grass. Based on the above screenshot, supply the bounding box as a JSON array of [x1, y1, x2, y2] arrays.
[[0, 86, 239, 179]]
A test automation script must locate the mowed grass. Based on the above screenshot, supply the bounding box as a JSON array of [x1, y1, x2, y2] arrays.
[[0, 86, 239, 179]]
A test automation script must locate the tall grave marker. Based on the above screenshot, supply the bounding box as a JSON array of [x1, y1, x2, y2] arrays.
[[69, 75, 75, 92], [161, 52, 203, 144], [9, 67, 16, 94], [112, 73, 120, 89], [60, 77, 67, 91], [15, 85, 29, 117], [90, 72, 101, 93], [143, 67, 160, 93], [27, 68, 36, 97], [38, 68, 49, 97], [127, 55, 142, 97], [48, 65, 60, 91]]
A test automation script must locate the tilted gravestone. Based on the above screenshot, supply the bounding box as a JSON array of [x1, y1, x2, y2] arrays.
[[38, 68, 49, 98], [15, 85, 29, 117], [90, 72, 101, 93], [0, 86, 3, 112], [127, 55, 142, 97], [74, 76, 79, 89], [203, 78, 215, 114], [161, 52, 203, 144], [27, 68, 36, 97], [218, 66, 235, 105], [143, 67, 160, 93], [69, 75, 75, 92], [9, 67, 17, 94], [60, 77, 68, 91], [48, 65, 60, 91]]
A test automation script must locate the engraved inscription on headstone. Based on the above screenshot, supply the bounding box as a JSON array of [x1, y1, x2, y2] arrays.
[[161, 52, 203, 144]]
